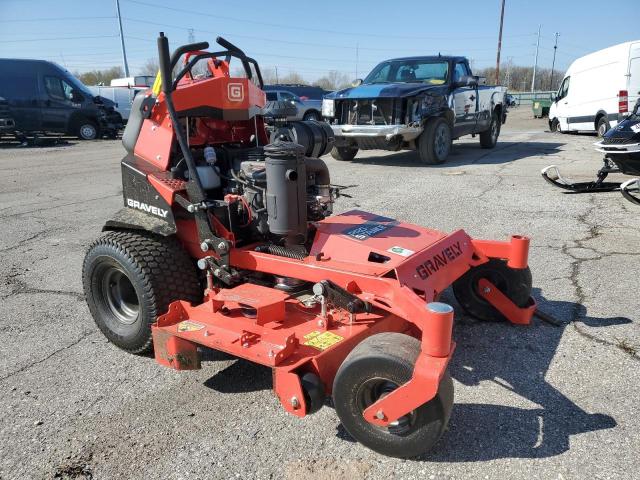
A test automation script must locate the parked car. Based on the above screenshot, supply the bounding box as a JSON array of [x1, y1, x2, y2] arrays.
[[265, 90, 322, 121], [322, 55, 507, 164], [549, 40, 640, 136], [0, 59, 123, 140], [263, 84, 329, 100], [88, 85, 145, 122], [506, 93, 517, 107], [110, 75, 154, 87], [0, 96, 16, 139]]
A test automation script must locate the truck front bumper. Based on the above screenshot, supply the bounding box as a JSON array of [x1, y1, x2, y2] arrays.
[[330, 124, 423, 141]]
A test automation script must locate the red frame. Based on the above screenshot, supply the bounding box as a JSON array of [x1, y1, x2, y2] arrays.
[[151, 210, 534, 426]]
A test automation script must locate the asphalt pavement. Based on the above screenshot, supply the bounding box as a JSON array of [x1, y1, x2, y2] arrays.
[[0, 108, 638, 479]]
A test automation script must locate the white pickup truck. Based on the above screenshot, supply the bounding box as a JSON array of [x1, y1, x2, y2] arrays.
[[322, 55, 507, 164]]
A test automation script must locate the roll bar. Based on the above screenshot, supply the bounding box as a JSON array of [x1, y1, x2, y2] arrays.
[[157, 32, 263, 93]]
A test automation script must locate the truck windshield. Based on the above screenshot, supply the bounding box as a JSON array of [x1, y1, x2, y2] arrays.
[[364, 60, 449, 85]]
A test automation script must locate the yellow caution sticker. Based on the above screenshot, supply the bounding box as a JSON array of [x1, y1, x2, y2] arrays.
[[303, 331, 344, 351], [177, 320, 205, 332]]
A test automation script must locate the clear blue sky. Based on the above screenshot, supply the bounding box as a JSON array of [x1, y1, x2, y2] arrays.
[[0, 0, 638, 82]]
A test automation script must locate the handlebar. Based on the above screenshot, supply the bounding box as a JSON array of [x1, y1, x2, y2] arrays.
[[156, 32, 263, 93]]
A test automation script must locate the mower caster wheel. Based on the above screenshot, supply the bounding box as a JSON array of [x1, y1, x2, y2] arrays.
[[333, 333, 453, 458], [301, 372, 325, 414], [82, 231, 201, 354], [453, 259, 532, 322]]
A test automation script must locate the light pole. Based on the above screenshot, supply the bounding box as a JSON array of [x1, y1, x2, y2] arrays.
[[550, 32, 559, 90], [495, 0, 506, 84], [115, 0, 129, 77], [531, 24, 541, 92]]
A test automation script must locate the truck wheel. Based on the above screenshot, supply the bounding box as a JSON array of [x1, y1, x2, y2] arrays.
[[479, 111, 500, 148], [331, 146, 358, 161], [303, 110, 320, 121], [77, 120, 99, 140], [452, 259, 532, 322], [333, 332, 454, 458], [418, 117, 451, 164], [82, 231, 202, 354], [596, 116, 610, 137]]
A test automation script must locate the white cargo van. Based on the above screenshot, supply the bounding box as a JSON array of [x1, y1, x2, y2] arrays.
[[549, 40, 640, 136]]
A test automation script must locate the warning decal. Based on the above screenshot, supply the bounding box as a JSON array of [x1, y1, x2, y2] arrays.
[[177, 320, 205, 332], [303, 331, 344, 351], [387, 246, 415, 257]]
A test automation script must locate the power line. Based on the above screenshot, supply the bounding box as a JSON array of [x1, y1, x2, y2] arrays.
[[122, 16, 534, 54], [0, 16, 116, 23], [122, 0, 536, 41], [0, 35, 119, 43]]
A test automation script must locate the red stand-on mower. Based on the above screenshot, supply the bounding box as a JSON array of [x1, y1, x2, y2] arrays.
[[82, 34, 536, 458]]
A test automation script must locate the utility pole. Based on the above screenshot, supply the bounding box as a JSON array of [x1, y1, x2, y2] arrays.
[[495, 0, 506, 84], [550, 32, 559, 90], [275, 66, 279, 84], [188, 28, 195, 43], [531, 24, 541, 92], [355, 42, 359, 79], [115, 0, 129, 77]]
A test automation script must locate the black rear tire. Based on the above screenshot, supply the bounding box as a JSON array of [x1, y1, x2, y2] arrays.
[[330, 146, 358, 161], [550, 118, 560, 133], [333, 332, 454, 458], [452, 259, 532, 322], [479, 111, 500, 148], [418, 117, 451, 164], [82, 230, 201, 354]]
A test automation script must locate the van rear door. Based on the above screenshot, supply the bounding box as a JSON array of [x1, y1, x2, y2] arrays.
[[0, 70, 42, 131]]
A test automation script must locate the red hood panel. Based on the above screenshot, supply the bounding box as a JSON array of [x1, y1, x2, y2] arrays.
[[310, 210, 449, 276]]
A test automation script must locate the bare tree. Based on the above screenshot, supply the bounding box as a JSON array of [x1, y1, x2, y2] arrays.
[[314, 70, 351, 90], [279, 72, 306, 85], [74, 66, 124, 86], [139, 58, 159, 75]]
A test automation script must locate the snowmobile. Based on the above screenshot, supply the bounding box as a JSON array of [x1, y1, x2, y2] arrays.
[[542, 97, 640, 205]]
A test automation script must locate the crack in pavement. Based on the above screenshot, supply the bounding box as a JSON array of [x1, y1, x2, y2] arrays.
[[2, 266, 85, 302], [561, 195, 639, 360], [0, 330, 96, 382]]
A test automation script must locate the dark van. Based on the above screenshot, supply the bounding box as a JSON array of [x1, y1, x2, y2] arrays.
[[0, 59, 123, 140]]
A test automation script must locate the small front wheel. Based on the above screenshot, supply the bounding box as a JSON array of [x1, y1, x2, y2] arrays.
[[333, 332, 454, 458], [453, 259, 532, 322]]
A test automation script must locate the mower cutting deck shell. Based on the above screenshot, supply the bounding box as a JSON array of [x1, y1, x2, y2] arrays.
[[82, 33, 536, 458]]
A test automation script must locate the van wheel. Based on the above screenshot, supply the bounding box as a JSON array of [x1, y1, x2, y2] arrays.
[[596, 116, 610, 137], [77, 121, 99, 140], [550, 118, 560, 133]]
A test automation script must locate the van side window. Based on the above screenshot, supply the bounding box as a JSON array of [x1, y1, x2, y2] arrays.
[[44, 76, 74, 101], [557, 76, 570, 100]]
